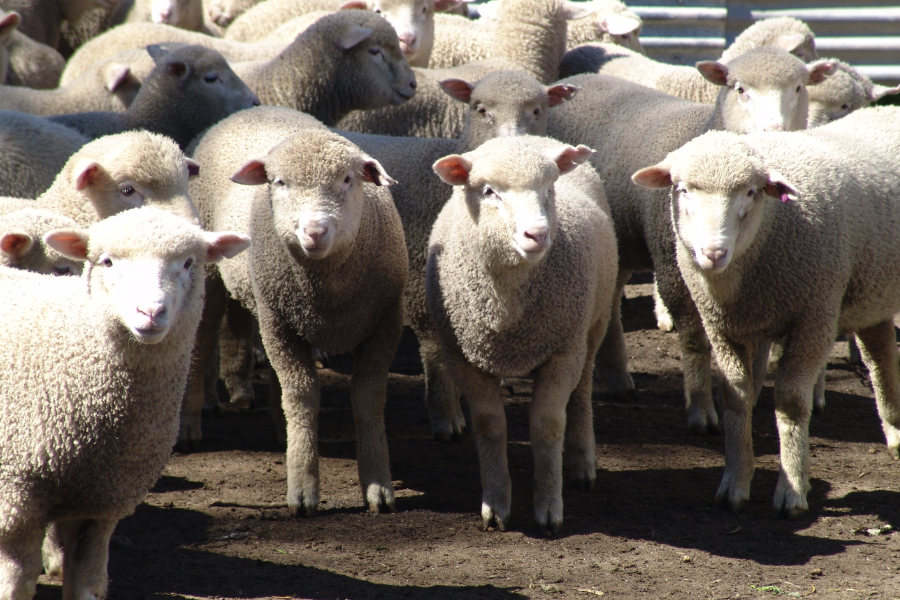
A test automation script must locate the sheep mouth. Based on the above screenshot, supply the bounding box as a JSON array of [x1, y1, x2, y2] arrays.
[[131, 326, 169, 344], [393, 89, 415, 104]]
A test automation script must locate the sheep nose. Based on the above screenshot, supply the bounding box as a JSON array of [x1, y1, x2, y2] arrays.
[[763, 123, 785, 132], [137, 302, 166, 320], [251, 95, 261, 106], [524, 225, 550, 250], [703, 247, 727, 265], [305, 225, 328, 247], [398, 34, 417, 53], [409, 80, 417, 90]]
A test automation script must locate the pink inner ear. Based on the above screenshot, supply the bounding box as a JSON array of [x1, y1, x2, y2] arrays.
[[167, 61, 188, 79], [186, 159, 200, 177], [697, 62, 728, 86], [338, 0, 367, 9], [0, 233, 31, 257], [75, 164, 100, 191], [230, 160, 268, 185], [434, 156, 471, 185], [632, 166, 673, 189], [439, 79, 473, 103], [781, 193, 791, 203], [46, 231, 89, 260], [547, 84, 577, 107]]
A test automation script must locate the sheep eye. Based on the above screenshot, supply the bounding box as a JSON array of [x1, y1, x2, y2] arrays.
[[273, 178, 285, 186], [344, 174, 352, 184], [183, 257, 194, 269], [747, 189, 754, 197], [477, 106, 487, 115], [121, 185, 135, 197], [483, 186, 495, 197], [841, 103, 849, 110], [368, 47, 382, 56], [796, 85, 801, 93], [373, 7, 381, 13], [737, 86, 745, 94], [533, 108, 540, 116], [101, 256, 113, 267], [204, 72, 219, 83], [53, 265, 70, 275]]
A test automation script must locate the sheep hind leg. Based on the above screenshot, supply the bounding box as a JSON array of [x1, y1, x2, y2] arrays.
[[855, 320, 900, 460], [593, 270, 636, 401], [676, 312, 717, 434], [219, 298, 258, 408], [350, 305, 404, 514], [0, 518, 45, 600], [418, 334, 467, 442], [60, 518, 117, 600]]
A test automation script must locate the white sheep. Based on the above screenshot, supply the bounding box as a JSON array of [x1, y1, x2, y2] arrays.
[[0, 207, 82, 275], [426, 134, 617, 534], [0, 9, 19, 84], [0, 0, 112, 48], [0, 130, 201, 227], [631, 108, 900, 516], [807, 59, 900, 127], [546, 48, 836, 434], [108, 0, 215, 34], [50, 45, 260, 150], [0, 207, 249, 600], [720, 16, 818, 64], [224, 0, 470, 68], [188, 115, 408, 516], [336, 0, 585, 138], [0, 110, 89, 199]]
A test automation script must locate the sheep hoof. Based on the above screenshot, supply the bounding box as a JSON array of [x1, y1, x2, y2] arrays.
[[174, 437, 200, 454], [289, 502, 318, 518], [535, 513, 562, 537], [567, 472, 595, 492], [812, 398, 826, 415], [482, 505, 509, 532], [499, 379, 515, 395], [433, 422, 468, 443], [714, 490, 746, 514], [365, 484, 396, 514], [607, 388, 638, 403]]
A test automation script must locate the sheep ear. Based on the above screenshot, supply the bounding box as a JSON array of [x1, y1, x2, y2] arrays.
[[203, 232, 251, 263], [0, 232, 33, 259], [439, 79, 474, 103], [103, 63, 132, 93], [230, 159, 268, 185], [185, 158, 200, 178], [807, 59, 837, 85], [361, 159, 396, 187], [338, 0, 367, 10], [547, 84, 577, 106], [435, 0, 471, 13], [0, 11, 21, 43], [146, 44, 171, 61], [166, 60, 190, 80], [73, 159, 106, 191], [44, 230, 90, 261], [561, 1, 595, 21], [599, 15, 641, 36], [870, 83, 900, 101], [776, 33, 806, 55], [632, 164, 673, 189], [552, 145, 593, 174], [696, 61, 729, 86], [763, 169, 800, 203], [339, 26, 373, 50], [433, 155, 472, 186]]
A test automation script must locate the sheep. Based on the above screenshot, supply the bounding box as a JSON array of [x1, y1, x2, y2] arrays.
[[186, 114, 408, 516], [0, 0, 112, 48], [0, 9, 18, 84], [50, 45, 259, 150], [108, 0, 215, 34], [429, 0, 642, 70], [4, 23, 67, 89], [0, 206, 249, 600], [0, 207, 82, 274], [0, 51, 145, 115], [0, 110, 89, 199], [807, 59, 900, 127], [720, 16, 818, 64], [226, 0, 469, 68], [336, 0, 585, 138], [546, 48, 837, 433], [631, 110, 900, 517], [0, 130, 201, 227], [205, 0, 259, 27], [425, 134, 617, 535]]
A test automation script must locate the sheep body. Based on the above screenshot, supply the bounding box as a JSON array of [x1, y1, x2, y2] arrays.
[[426, 134, 617, 534], [631, 108, 900, 515], [0, 206, 249, 600]]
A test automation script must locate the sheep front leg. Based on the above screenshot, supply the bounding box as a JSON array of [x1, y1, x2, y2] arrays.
[[418, 332, 467, 441], [258, 306, 321, 517], [442, 347, 509, 530], [532, 350, 588, 536], [60, 518, 117, 600], [564, 319, 606, 492], [593, 270, 636, 401], [709, 336, 756, 512], [350, 305, 403, 513], [855, 320, 900, 460], [0, 518, 45, 600]]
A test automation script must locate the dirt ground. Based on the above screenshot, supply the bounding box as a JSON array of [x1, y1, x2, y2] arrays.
[[35, 274, 900, 600]]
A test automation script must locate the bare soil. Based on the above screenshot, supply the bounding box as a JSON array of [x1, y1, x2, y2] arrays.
[[35, 274, 900, 600]]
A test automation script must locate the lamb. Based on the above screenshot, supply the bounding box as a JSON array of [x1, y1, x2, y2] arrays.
[[50, 45, 259, 149], [0, 207, 82, 274], [0, 110, 88, 199], [0, 207, 249, 600], [631, 109, 900, 517], [720, 16, 818, 64], [807, 59, 900, 127], [0, 9, 18, 84], [206, 0, 259, 27], [187, 116, 408, 516], [0, 130, 201, 228], [425, 134, 617, 535], [546, 48, 836, 434], [428, 0, 642, 70], [4, 22, 67, 89], [108, 0, 216, 34], [336, 0, 584, 138], [0, 51, 144, 115], [224, 0, 470, 68], [0, 0, 112, 48]]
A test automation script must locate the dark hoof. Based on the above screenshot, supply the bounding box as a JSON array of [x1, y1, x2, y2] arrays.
[[500, 379, 514, 395], [174, 438, 199, 454], [568, 475, 595, 492]]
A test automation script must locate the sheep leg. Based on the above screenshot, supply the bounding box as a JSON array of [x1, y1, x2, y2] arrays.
[[593, 270, 636, 401], [257, 304, 321, 517], [178, 267, 228, 452], [59, 518, 117, 600], [855, 321, 900, 460], [813, 368, 826, 414], [532, 350, 589, 536], [350, 305, 403, 514], [219, 298, 258, 407], [0, 518, 45, 600], [751, 339, 773, 407], [564, 319, 606, 492], [709, 336, 756, 512], [267, 368, 287, 449], [41, 523, 63, 578], [418, 333, 466, 442], [442, 346, 509, 530], [652, 276, 675, 332]]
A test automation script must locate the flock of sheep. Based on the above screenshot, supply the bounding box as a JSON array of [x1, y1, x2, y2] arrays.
[[0, 0, 898, 597]]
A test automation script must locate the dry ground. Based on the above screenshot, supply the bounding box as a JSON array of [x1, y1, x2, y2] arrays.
[[35, 274, 900, 600]]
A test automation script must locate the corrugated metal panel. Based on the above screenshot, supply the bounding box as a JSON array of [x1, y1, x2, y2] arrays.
[[628, 1, 900, 83]]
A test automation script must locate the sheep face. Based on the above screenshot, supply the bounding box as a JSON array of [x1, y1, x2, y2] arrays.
[[701, 47, 836, 133], [597, 13, 643, 53], [232, 132, 394, 261], [632, 132, 799, 274], [366, 0, 432, 67], [44, 208, 249, 344], [0, 210, 84, 276]]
